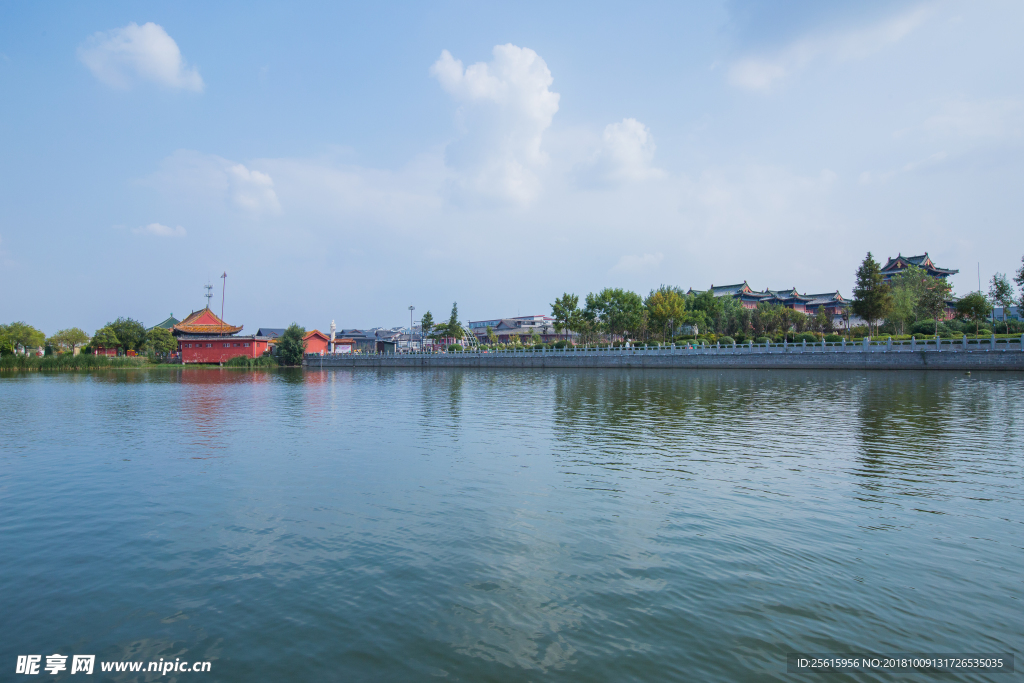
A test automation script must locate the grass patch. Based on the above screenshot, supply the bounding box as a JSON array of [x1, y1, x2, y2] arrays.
[[1, 354, 151, 371], [224, 355, 278, 369]]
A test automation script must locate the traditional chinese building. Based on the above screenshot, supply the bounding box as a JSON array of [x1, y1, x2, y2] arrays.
[[690, 282, 845, 315], [686, 283, 853, 327], [880, 253, 958, 281], [802, 292, 851, 319], [172, 308, 271, 364], [302, 330, 330, 355]]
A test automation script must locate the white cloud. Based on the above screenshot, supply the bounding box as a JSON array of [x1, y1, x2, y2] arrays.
[[133, 222, 186, 237], [431, 44, 560, 203], [227, 164, 280, 214], [859, 151, 947, 184], [79, 22, 203, 91], [580, 118, 665, 186], [612, 252, 664, 273], [144, 151, 280, 215], [729, 7, 928, 91], [254, 152, 444, 227], [924, 99, 1024, 139]]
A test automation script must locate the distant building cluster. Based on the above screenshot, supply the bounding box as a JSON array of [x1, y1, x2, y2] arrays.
[[467, 315, 560, 344], [689, 282, 851, 321], [77, 249, 972, 363], [685, 253, 960, 327]]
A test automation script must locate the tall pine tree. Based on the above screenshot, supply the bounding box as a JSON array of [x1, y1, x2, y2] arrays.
[[851, 252, 893, 337], [445, 302, 461, 342]]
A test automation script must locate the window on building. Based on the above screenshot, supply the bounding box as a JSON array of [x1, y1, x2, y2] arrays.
[[207, 344, 212, 348], [244, 343, 250, 347]]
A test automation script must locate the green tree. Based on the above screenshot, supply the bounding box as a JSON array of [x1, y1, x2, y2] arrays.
[[813, 306, 834, 334], [636, 309, 650, 342], [887, 264, 928, 335], [1014, 256, 1024, 309], [1, 321, 46, 351], [988, 272, 1015, 324], [955, 292, 992, 335], [47, 327, 90, 353], [147, 326, 177, 356], [681, 309, 708, 336], [45, 332, 63, 353], [486, 325, 498, 344], [277, 323, 306, 365], [584, 288, 643, 340], [852, 252, 893, 336], [573, 315, 600, 345], [688, 290, 725, 328], [48, 327, 89, 356], [419, 311, 434, 346], [107, 317, 147, 351], [551, 293, 580, 341], [645, 286, 686, 340], [919, 277, 953, 335], [791, 310, 808, 334], [778, 307, 793, 341], [444, 302, 461, 342], [91, 326, 120, 349], [66, 327, 90, 351]]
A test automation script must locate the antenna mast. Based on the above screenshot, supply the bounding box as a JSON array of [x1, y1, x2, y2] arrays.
[[221, 272, 227, 321], [204, 282, 213, 309]]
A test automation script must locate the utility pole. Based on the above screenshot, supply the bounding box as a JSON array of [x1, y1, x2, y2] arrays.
[[409, 305, 415, 351], [204, 283, 213, 309], [221, 272, 227, 321]]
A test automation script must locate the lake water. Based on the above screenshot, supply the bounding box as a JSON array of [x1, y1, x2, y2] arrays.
[[1, 368, 1021, 682]]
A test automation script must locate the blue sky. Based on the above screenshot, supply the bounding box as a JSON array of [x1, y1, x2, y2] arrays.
[[1, 1, 1022, 333]]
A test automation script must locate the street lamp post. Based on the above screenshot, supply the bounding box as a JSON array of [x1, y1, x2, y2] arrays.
[[409, 305, 415, 352]]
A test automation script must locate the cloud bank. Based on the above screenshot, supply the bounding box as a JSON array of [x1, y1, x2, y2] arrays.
[[133, 222, 186, 237], [728, 6, 928, 90], [144, 151, 280, 216]]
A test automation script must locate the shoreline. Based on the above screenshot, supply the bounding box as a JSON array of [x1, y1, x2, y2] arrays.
[[303, 348, 1024, 371]]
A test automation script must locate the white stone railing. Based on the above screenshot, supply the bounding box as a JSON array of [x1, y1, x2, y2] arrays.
[[306, 334, 1024, 359]]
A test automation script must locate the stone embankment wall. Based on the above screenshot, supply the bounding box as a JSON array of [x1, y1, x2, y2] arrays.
[[304, 349, 1024, 371]]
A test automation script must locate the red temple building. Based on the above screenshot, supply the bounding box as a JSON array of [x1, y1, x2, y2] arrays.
[[302, 330, 330, 355], [172, 308, 271, 364]]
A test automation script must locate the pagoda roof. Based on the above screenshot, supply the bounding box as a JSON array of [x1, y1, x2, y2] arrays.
[[303, 329, 330, 342], [708, 282, 755, 297], [172, 308, 243, 336], [256, 328, 286, 339], [804, 291, 848, 305], [881, 253, 958, 276], [765, 288, 812, 301], [147, 314, 180, 331]]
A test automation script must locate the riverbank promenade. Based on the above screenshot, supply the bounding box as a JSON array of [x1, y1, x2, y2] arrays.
[[305, 335, 1024, 371]]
